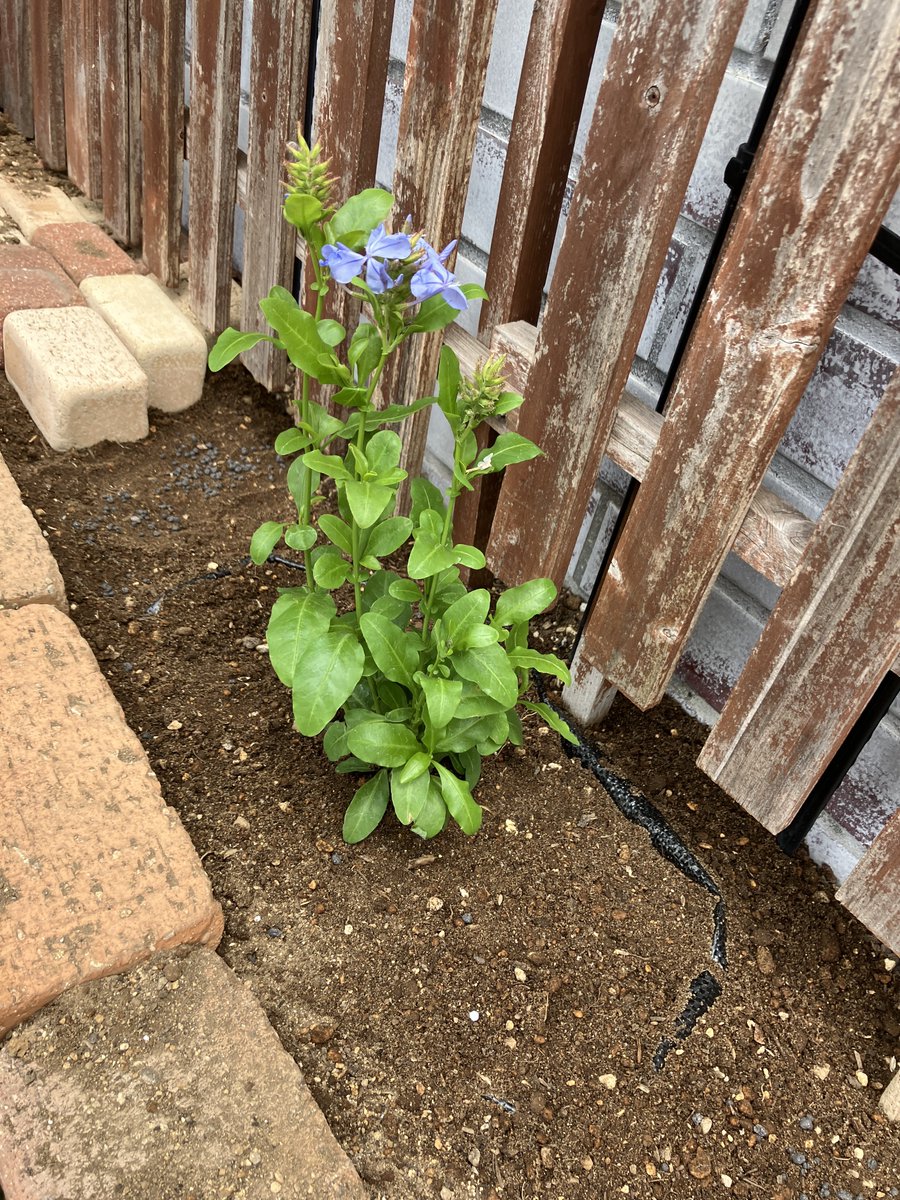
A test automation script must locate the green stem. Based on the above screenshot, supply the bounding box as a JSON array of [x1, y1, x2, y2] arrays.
[[421, 429, 466, 645], [348, 349, 389, 621], [300, 262, 326, 590]]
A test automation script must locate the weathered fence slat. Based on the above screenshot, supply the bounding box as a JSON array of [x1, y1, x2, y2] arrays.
[[240, 0, 312, 390], [30, 0, 66, 171], [836, 808, 900, 957], [63, 0, 103, 197], [98, 0, 139, 244], [696, 368, 900, 832], [188, 0, 243, 332], [486, 0, 748, 592], [303, 0, 395, 405], [389, 0, 500, 507], [566, 0, 900, 718], [140, 0, 185, 285], [0, 0, 34, 138], [454, 0, 606, 573]]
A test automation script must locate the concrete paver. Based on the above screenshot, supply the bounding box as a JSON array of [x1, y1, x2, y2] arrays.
[[0, 246, 85, 366], [0, 947, 366, 1199], [0, 180, 83, 239], [81, 274, 208, 412], [0, 454, 67, 612], [3, 306, 149, 451], [31, 220, 145, 284], [0, 605, 223, 1036]]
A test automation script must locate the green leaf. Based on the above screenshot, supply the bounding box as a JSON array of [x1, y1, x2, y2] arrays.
[[400, 751, 432, 784], [506, 647, 571, 686], [259, 288, 346, 384], [266, 589, 337, 687], [336, 756, 374, 774], [453, 644, 519, 709], [455, 623, 501, 650], [452, 748, 482, 788], [332, 385, 370, 409], [328, 188, 394, 244], [359, 611, 419, 687], [283, 192, 324, 231], [494, 578, 557, 626], [410, 478, 446, 524], [418, 509, 443, 538], [291, 632, 365, 734], [345, 480, 394, 529], [312, 549, 350, 589], [408, 284, 486, 333], [366, 516, 413, 559], [348, 322, 383, 381], [408, 531, 456, 579], [323, 721, 348, 761], [522, 699, 579, 745], [437, 344, 460, 421], [442, 589, 490, 648], [343, 770, 389, 843], [304, 401, 345, 445], [274, 426, 310, 456], [369, 594, 411, 626], [302, 449, 351, 481], [478, 431, 542, 473], [453, 543, 486, 570], [420, 676, 462, 730], [346, 719, 420, 768], [506, 709, 524, 746], [317, 318, 345, 346], [411, 780, 447, 840], [390, 767, 430, 825], [434, 763, 482, 835], [286, 456, 313, 511], [366, 429, 403, 479], [369, 396, 436, 425], [318, 514, 353, 555], [454, 685, 506, 719], [494, 390, 525, 416], [208, 327, 281, 372], [388, 577, 422, 603], [249, 521, 284, 565], [284, 524, 317, 552]]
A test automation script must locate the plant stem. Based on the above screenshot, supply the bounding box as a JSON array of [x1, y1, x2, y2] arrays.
[[348, 349, 389, 621], [299, 265, 326, 590]]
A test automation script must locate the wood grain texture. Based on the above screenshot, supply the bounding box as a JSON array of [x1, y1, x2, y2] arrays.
[[569, 0, 900, 713], [1, 0, 34, 138], [389, 0, 500, 509], [697, 369, 900, 832], [480, 0, 605, 332], [30, 0, 67, 170], [240, 0, 312, 390], [62, 0, 102, 197], [486, 0, 748, 591], [303, 0, 395, 407], [140, 0, 185, 285], [836, 808, 900, 957], [97, 0, 140, 244], [188, 0, 243, 332]]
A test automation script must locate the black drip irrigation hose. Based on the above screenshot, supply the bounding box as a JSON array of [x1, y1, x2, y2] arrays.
[[534, 677, 727, 1070]]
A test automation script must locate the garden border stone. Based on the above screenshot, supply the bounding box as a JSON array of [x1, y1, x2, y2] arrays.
[[0, 179, 82, 239], [0, 453, 67, 612]]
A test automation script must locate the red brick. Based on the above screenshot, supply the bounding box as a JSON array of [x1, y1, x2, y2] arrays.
[[30, 221, 146, 284], [0, 605, 223, 1036], [0, 251, 85, 367], [0, 948, 367, 1200], [0, 453, 67, 612]]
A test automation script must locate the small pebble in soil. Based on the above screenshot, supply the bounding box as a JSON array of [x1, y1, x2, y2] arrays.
[[799, 1116, 814, 1130], [426, 896, 444, 912], [462, 912, 473, 924], [331, 853, 343, 865], [266, 927, 283, 938], [753, 1124, 769, 1139], [468, 1011, 479, 1022]]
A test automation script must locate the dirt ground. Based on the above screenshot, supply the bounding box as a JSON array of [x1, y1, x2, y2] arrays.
[[2, 115, 900, 1200]]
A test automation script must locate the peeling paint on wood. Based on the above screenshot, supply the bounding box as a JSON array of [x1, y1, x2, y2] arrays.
[[141, 0, 185, 285], [30, 0, 67, 171], [98, 0, 141, 245], [1, 0, 34, 139], [188, 0, 243, 333], [697, 368, 900, 832], [63, 0, 103, 198], [837, 804, 900, 956], [571, 0, 900, 713], [487, 0, 749, 591]]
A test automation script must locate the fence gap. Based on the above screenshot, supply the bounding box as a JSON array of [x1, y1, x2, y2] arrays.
[[188, 0, 243, 332], [486, 0, 748, 593], [566, 0, 900, 718]]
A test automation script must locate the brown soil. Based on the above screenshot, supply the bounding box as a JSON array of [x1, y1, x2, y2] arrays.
[[2, 119, 899, 1200]]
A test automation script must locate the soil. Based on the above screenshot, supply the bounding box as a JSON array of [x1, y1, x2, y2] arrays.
[[2, 121, 900, 1200]]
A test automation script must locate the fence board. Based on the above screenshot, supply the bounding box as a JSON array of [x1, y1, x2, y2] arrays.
[[389, 0, 500, 509], [240, 0, 312, 390], [486, 0, 748, 592], [140, 0, 184, 285], [836, 809, 900, 957], [98, 0, 140, 244], [62, 0, 103, 197], [697, 369, 900, 831], [567, 0, 900, 717], [0, 0, 34, 138], [29, 0, 66, 171], [188, 0, 243, 332]]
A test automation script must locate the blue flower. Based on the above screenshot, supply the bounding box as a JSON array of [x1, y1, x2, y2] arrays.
[[410, 240, 468, 310], [320, 223, 412, 292]]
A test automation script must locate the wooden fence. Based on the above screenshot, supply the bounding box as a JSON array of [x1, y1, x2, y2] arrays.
[[1, 0, 899, 950]]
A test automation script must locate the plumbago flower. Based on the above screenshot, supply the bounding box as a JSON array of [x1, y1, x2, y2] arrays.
[[207, 137, 569, 847]]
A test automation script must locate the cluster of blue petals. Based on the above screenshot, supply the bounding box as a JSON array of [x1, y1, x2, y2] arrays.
[[320, 225, 467, 310]]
